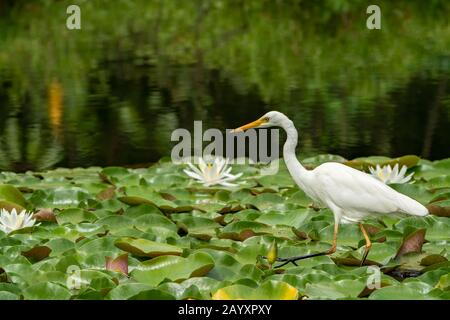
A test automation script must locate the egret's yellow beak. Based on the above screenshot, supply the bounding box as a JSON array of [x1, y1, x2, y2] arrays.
[[231, 118, 267, 133]]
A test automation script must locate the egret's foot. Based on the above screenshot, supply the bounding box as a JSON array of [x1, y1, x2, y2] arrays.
[[262, 251, 329, 268], [359, 223, 372, 267], [260, 256, 297, 265], [359, 245, 371, 266]]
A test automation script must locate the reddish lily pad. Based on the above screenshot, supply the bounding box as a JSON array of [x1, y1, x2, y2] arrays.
[[395, 229, 426, 258], [105, 254, 128, 275]]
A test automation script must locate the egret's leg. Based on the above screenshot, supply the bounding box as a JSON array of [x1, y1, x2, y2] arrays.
[[359, 223, 372, 266], [271, 222, 340, 268]]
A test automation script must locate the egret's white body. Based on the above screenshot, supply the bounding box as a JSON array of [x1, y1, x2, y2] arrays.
[[277, 111, 428, 222], [297, 161, 429, 223], [234, 111, 428, 266]]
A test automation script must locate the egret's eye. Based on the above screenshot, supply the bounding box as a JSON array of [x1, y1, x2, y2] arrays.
[[264, 117, 270, 122]]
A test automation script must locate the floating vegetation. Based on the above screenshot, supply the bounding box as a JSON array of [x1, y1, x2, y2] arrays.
[[0, 155, 449, 300]]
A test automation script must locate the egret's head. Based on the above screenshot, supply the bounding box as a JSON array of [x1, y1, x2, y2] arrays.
[[232, 111, 290, 132]]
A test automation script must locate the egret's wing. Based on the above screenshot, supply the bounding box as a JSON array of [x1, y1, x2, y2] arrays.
[[313, 163, 426, 216]]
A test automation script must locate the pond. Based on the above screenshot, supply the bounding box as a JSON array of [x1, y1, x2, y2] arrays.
[[0, 0, 449, 302], [0, 1, 449, 171]]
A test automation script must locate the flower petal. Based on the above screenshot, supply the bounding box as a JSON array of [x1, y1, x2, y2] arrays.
[[186, 162, 204, 176], [218, 181, 238, 187], [398, 165, 407, 177], [198, 157, 207, 173], [392, 164, 399, 177], [183, 169, 204, 182]]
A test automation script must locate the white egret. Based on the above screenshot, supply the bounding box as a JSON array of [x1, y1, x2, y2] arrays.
[[233, 111, 428, 267]]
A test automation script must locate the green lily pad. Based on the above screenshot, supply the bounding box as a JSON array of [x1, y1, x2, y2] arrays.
[[128, 289, 176, 300], [106, 283, 153, 300], [133, 214, 178, 233], [369, 282, 434, 300], [304, 279, 367, 299], [218, 221, 271, 241], [0, 184, 29, 209], [0, 153, 448, 300], [114, 237, 183, 257], [0, 291, 20, 300], [345, 155, 420, 171], [212, 280, 299, 300], [176, 216, 220, 241], [390, 184, 434, 205], [56, 208, 97, 225], [23, 282, 72, 300], [436, 274, 450, 290], [131, 252, 215, 286]]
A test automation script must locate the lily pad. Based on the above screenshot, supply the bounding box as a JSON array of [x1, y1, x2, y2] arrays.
[[131, 252, 215, 286], [0, 184, 29, 209], [219, 221, 271, 241], [56, 208, 98, 225], [395, 229, 426, 258], [114, 237, 183, 257], [23, 282, 72, 300], [212, 280, 299, 300]]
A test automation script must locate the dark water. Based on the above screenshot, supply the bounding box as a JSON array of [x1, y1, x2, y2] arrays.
[[2, 61, 449, 172], [0, 1, 449, 171]]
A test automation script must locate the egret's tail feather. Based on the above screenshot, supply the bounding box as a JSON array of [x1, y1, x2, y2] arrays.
[[397, 194, 429, 216]]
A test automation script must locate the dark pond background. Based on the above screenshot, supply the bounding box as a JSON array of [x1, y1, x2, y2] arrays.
[[0, 0, 449, 171]]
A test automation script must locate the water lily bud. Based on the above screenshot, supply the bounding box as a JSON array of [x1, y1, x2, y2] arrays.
[[267, 240, 278, 266]]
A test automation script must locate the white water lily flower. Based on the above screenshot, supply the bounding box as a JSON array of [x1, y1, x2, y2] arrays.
[[183, 157, 243, 187], [0, 208, 36, 234], [369, 164, 414, 184]]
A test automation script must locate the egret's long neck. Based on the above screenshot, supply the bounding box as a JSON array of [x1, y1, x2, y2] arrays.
[[282, 120, 311, 189]]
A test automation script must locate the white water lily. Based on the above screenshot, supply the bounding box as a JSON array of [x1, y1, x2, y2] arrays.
[[0, 208, 36, 234], [183, 157, 243, 187], [369, 164, 414, 184]]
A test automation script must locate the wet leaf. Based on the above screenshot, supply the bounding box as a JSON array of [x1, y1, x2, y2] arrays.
[[0, 154, 448, 300], [114, 237, 183, 257], [369, 282, 434, 300], [176, 216, 220, 241], [304, 279, 367, 299], [33, 209, 57, 222], [0, 184, 29, 209], [23, 282, 71, 300], [22, 246, 52, 262], [435, 274, 450, 290], [396, 229, 426, 258], [0, 200, 25, 212], [212, 280, 298, 300], [420, 254, 448, 267], [129, 289, 176, 300], [105, 253, 128, 275], [426, 202, 450, 217], [97, 187, 116, 201], [218, 221, 271, 241], [131, 252, 214, 286], [56, 208, 97, 225], [106, 283, 153, 300]]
